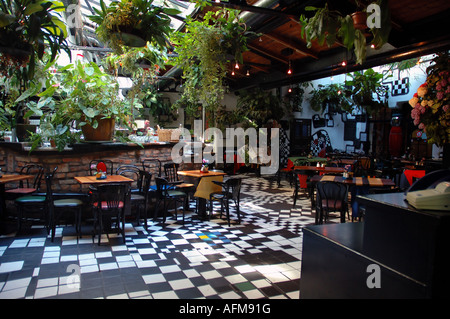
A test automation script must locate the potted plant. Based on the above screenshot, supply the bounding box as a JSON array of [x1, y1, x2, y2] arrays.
[[344, 68, 389, 115], [299, 0, 391, 65], [88, 0, 178, 54], [308, 83, 352, 114], [39, 61, 141, 142]]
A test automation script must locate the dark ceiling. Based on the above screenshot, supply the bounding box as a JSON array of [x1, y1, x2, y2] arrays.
[[167, 0, 450, 92], [78, 0, 450, 92]]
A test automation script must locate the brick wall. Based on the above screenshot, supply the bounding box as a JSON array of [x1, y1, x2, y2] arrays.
[[0, 143, 198, 193]]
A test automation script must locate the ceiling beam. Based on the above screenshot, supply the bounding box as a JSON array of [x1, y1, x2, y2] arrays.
[[178, 0, 298, 19], [264, 32, 319, 59], [248, 43, 289, 64]]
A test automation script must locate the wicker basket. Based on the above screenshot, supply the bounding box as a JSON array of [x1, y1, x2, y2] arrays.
[[157, 127, 180, 142]]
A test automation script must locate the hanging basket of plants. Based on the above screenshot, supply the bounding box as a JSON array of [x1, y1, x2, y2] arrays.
[[88, 0, 179, 53]]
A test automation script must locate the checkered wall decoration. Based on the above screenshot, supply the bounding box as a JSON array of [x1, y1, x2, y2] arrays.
[[392, 77, 410, 96]]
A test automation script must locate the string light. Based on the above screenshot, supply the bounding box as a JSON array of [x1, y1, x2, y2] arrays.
[[235, 62, 239, 69], [287, 60, 292, 75], [341, 61, 347, 67], [370, 44, 376, 49], [231, 70, 235, 76], [246, 69, 250, 76], [288, 87, 292, 93]]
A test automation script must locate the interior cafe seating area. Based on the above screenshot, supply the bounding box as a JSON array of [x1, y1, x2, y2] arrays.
[[1, 0, 450, 302]]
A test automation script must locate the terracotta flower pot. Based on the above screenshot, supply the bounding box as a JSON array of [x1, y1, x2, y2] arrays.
[[351, 11, 367, 30], [81, 117, 115, 142]]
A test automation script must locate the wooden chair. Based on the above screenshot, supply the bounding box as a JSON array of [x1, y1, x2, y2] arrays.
[[92, 183, 130, 245], [209, 178, 242, 226], [4, 164, 44, 200], [46, 167, 84, 242], [116, 165, 152, 229], [14, 167, 54, 233], [315, 181, 349, 224], [154, 177, 187, 227]]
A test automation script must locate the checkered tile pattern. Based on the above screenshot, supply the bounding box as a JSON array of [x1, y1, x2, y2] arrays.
[[0, 174, 319, 299]]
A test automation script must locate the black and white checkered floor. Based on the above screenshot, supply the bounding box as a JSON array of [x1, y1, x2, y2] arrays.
[[0, 174, 327, 299]]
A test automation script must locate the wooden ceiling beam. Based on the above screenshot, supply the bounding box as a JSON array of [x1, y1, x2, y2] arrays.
[[264, 32, 319, 59], [247, 43, 289, 64]]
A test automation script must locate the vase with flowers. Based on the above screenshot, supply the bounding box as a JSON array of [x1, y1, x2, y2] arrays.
[[409, 52, 450, 167], [201, 159, 209, 173]]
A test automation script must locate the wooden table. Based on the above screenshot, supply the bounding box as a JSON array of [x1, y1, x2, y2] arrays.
[[310, 175, 396, 222], [177, 170, 227, 219], [294, 166, 345, 174], [74, 175, 134, 187], [0, 174, 35, 219]]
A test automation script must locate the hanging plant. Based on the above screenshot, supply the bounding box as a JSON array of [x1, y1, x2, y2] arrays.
[[309, 83, 352, 114], [344, 68, 390, 115], [299, 0, 391, 65], [172, 7, 254, 115], [88, 0, 179, 54]]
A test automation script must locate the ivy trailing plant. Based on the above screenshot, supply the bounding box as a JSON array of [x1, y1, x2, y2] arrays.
[[299, 0, 391, 65], [172, 5, 254, 117]]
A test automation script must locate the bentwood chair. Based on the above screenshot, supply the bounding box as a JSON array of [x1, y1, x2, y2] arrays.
[[116, 165, 152, 229], [14, 167, 55, 233], [4, 164, 45, 200], [292, 170, 313, 208], [46, 167, 84, 242], [315, 181, 349, 224], [163, 162, 194, 209], [92, 183, 130, 245], [209, 178, 242, 226], [155, 177, 187, 227]]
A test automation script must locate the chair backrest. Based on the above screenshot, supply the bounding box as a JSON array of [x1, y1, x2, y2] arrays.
[[116, 165, 141, 190], [95, 183, 130, 210], [44, 167, 58, 206], [155, 177, 170, 198], [89, 159, 114, 175], [138, 170, 152, 196], [142, 159, 162, 177], [224, 178, 242, 201], [316, 181, 348, 209], [20, 164, 45, 189], [163, 162, 179, 182]]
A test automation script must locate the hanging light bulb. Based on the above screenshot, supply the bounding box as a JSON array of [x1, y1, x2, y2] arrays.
[[288, 87, 292, 93], [287, 61, 292, 75], [235, 62, 239, 69], [370, 43, 376, 49], [341, 61, 347, 67], [231, 70, 235, 76], [246, 69, 250, 76], [215, 0, 220, 3]]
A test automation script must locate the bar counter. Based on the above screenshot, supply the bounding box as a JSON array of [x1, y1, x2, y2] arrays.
[[300, 192, 450, 299], [0, 141, 189, 192]]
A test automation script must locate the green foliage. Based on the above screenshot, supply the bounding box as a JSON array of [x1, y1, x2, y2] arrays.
[[344, 68, 389, 114], [235, 88, 284, 128], [38, 60, 140, 129], [299, 0, 391, 65], [309, 83, 352, 114], [88, 0, 178, 54], [172, 8, 253, 113], [0, 0, 69, 84]]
